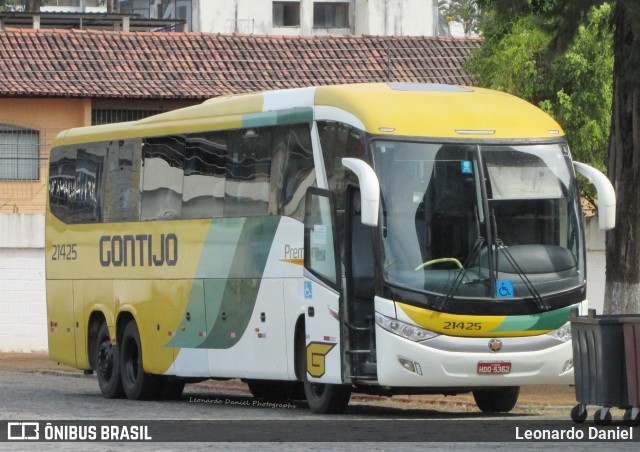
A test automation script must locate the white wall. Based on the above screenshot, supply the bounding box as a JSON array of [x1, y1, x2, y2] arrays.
[[0, 214, 47, 352], [198, 0, 437, 36], [585, 217, 606, 314], [355, 0, 435, 36], [199, 0, 272, 34], [0, 248, 47, 352]]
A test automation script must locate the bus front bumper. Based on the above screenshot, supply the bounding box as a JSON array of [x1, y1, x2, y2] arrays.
[[375, 324, 574, 387]]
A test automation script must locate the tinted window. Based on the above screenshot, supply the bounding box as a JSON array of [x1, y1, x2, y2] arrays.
[[140, 135, 185, 220], [183, 132, 227, 219], [273, 123, 315, 221], [318, 121, 365, 210], [49, 146, 77, 223], [103, 139, 142, 223], [73, 145, 106, 223], [225, 129, 272, 217]]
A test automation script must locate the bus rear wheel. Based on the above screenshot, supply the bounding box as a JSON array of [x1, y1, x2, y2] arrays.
[[95, 322, 125, 399], [295, 330, 351, 414], [472, 386, 520, 413], [120, 321, 161, 400]]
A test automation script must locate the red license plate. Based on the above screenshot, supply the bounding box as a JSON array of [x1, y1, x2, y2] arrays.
[[477, 361, 512, 375]]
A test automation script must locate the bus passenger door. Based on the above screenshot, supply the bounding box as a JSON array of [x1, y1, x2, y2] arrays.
[[303, 188, 343, 384]]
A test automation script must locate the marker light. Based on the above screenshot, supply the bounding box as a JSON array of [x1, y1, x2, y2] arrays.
[[375, 312, 439, 342], [546, 322, 572, 342], [399, 358, 423, 375]]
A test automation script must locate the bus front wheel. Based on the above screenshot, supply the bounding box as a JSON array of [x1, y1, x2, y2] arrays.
[[296, 331, 351, 414], [472, 386, 520, 413], [95, 322, 125, 399], [120, 321, 160, 400]]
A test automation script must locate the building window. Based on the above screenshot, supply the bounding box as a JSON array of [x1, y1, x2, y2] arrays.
[[273, 1, 301, 27], [91, 108, 167, 125], [0, 125, 39, 181], [313, 2, 349, 28]]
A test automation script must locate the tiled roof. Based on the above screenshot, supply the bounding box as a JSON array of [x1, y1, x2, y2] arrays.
[[0, 28, 481, 99]]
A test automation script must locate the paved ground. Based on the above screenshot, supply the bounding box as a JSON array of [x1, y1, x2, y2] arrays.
[[1, 353, 636, 450], [0, 352, 584, 414]]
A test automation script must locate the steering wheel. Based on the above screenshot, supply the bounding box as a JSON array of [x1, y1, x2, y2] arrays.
[[414, 258, 463, 271]]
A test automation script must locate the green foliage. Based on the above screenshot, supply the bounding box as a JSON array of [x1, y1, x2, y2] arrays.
[[438, 0, 482, 36], [465, 2, 613, 173], [0, 0, 48, 11], [465, 15, 551, 101], [540, 3, 613, 173]]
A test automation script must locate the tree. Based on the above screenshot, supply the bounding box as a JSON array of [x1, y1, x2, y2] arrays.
[[0, 0, 47, 11], [475, 0, 640, 315], [465, 4, 612, 173], [604, 0, 640, 314], [103, 0, 119, 13], [438, 0, 482, 36]]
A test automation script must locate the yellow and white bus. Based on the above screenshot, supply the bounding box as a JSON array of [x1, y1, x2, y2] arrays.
[[46, 83, 615, 413]]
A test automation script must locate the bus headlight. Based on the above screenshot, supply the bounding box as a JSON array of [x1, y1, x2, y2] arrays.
[[546, 322, 571, 342], [375, 312, 439, 342]]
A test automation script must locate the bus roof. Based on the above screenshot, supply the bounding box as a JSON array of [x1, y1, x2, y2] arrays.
[[52, 83, 564, 147]]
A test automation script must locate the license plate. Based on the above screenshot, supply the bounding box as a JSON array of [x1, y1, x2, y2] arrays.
[[477, 361, 512, 375]]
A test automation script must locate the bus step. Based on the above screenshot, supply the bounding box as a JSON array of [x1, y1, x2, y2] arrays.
[[346, 323, 371, 332], [346, 349, 372, 354], [350, 376, 378, 383], [354, 362, 377, 377]]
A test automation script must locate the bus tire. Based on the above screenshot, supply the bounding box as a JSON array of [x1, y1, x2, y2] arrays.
[[472, 386, 520, 413], [95, 322, 125, 399], [296, 331, 351, 414], [120, 321, 161, 400]]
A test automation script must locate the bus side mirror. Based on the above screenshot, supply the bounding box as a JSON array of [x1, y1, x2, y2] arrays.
[[573, 161, 616, 230], [342, 158, 380, 227]]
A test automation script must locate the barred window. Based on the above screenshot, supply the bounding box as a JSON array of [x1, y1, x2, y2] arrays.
[[0, 124, 40, 181], [91, 108, 167, 126]]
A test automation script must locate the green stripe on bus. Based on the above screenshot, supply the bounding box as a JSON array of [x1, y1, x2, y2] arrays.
[[243, 107, 313, 128], [198, 216, 281, 349], [168, 216, 281, 349], [490, 305, 572, 333]]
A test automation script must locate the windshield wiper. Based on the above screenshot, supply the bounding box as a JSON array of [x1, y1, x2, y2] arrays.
[[491, 210, 550, 311], [437, 206, 485, 311]]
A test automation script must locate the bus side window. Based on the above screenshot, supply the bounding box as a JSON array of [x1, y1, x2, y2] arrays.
[[103, 138, 142, 223], [271, 123, 315, 221], [49, 145, 77, 224], [224, 128, 272, 217], [140, 135, 186, 221], [182, 132, 227, 219], [74, 145, 106, 224], [317, 121, 366, 273]]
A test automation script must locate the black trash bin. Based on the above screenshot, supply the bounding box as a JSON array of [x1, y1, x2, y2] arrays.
[[622, 318, 640, 425], [569, 309, 640, 425]]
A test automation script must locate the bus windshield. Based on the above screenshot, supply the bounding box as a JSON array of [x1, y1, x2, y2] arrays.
[[372, 140, 583, 303]]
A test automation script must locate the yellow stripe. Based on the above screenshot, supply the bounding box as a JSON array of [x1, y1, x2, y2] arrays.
[[397, 302, 499, 337], [279, 258, 304, 266]]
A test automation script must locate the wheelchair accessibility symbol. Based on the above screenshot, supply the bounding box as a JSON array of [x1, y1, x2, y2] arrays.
[[496, 280, 514, 298], [304, 281, 313, 299]]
